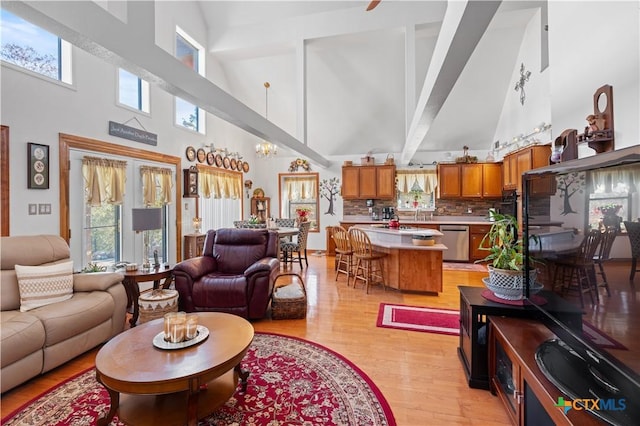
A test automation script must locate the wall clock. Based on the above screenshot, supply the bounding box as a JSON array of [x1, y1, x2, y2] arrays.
[[183, 167, 199, 198], [185, 146, 196, 162]]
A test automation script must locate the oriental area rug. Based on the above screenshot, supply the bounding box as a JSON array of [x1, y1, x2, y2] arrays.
[[377, 303, 628, 350], [2, 333, 396, 426]]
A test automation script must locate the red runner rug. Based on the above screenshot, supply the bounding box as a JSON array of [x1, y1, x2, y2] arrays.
[[1, 333, 395, 426], [376, 303, 628, 350], [376, 303, 460, 336]]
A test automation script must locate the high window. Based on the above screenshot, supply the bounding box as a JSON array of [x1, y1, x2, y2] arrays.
[[175, 27, 205, 133], [0, 9, 72, 84], [118, 68, 150, 113]]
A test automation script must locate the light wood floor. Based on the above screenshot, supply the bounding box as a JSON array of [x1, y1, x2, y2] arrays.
[[2, 256, 639, 425]]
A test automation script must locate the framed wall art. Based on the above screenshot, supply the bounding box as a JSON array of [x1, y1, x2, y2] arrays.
[[27, 143, 49, 189]]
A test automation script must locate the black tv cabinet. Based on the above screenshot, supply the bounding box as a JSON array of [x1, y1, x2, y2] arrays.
[[457, 286, 583, 390]]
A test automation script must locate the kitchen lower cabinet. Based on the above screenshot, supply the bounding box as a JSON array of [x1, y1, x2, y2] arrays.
[[470, 224, 491, 261]]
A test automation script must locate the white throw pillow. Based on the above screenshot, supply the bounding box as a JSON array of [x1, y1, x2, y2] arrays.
[[15, 261, 74, 312]]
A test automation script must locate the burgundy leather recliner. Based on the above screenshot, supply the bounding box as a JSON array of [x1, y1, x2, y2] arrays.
[[173, 228, 280, 319]]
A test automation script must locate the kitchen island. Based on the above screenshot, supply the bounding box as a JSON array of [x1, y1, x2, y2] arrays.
[[351, 225, 446, 293]]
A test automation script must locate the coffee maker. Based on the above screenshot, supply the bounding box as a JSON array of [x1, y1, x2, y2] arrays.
[[382, 207, 394, 220]]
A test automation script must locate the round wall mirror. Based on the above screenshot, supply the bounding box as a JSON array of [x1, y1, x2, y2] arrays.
[[597, 92, 608, 114]]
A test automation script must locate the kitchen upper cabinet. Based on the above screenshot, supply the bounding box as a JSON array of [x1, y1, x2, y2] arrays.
[[438, 164, 462, 198], [376, 165, 396, 199], [359, 167, 377, 198], [341, 165, 396, 199], [341, 167, 360, 198], [503, 154, 518, 190], [482, 163, 503, 197], [438, 163, 502, 199], [502, 145, 553, 195], [461, 164, 482, 197]]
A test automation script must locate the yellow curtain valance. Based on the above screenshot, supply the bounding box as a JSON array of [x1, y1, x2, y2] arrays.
[[197, 166, 242, 199], [81, 156, 127, 206], [140, 166, 173, 206], [396, 170, 437, 194], [285, 177, 316, 200]]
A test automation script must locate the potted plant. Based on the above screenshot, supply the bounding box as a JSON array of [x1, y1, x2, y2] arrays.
[[476, 213, 539, 300]]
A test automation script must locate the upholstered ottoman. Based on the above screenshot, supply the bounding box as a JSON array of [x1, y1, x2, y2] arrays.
[[138, 289, 179, 324], [271, 273, 307, 320]]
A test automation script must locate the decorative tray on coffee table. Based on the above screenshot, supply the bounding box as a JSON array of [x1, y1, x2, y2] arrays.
[[152, 325, 209, 350]]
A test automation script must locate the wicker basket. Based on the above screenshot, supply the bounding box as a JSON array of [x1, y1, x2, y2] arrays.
[[484, 266, 537, 300], [138, 289, 179, 324], [272, 273, 307, 320]]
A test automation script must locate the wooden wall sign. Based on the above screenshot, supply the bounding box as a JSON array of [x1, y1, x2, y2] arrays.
[[108, 121, 157, 146]]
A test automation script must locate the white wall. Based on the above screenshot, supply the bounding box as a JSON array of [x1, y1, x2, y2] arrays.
[[493, 8, 552, 160], [548, 1, 640, 156], [0, 2, 257, 239]]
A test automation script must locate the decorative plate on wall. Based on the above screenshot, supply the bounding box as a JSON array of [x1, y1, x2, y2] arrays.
[[196, 148, 206, 163], [223, 156, 231, 169], [206, 152, 215, 166], [185, 146, 196, 162], [242, 162, 250, 173], [230, 158, 238, 170], [215, 154, 223, 167]]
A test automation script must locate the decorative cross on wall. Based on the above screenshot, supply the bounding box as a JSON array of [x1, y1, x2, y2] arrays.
[[514, 63, 531, 106]]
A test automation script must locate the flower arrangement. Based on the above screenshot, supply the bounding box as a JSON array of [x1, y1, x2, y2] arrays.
[[289, 158, 311, 172], [295, 206, 312, 222], [597, 204, 622, 216]]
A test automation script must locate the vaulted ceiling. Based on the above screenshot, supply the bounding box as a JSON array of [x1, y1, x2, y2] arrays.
[[198, 1, 542, 164]]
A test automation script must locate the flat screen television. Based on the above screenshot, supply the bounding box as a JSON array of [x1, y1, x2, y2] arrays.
[[522, 145, 640, 425]]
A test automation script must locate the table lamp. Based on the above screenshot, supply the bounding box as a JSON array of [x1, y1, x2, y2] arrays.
[[132, 208, 163, 270]]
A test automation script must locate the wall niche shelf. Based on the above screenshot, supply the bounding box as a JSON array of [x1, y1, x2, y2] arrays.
[[577, 84, 615, 154]]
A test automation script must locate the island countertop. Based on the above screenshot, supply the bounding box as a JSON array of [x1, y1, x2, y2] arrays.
[[351, 225, 447, 251]]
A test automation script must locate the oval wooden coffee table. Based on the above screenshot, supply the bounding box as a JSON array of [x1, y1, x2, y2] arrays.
[[95, 312, 254, 426]]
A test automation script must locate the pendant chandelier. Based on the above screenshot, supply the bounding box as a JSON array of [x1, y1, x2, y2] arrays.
[[256, 82, 278, 158]]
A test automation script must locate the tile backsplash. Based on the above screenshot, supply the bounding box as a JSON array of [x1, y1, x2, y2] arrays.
[[343, 196, 550, 219]]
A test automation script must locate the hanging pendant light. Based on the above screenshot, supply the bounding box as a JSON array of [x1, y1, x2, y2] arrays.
[[256, 82, 278, 158]]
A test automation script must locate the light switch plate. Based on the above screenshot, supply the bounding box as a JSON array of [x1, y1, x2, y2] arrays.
[[28, 204, 37, 215]]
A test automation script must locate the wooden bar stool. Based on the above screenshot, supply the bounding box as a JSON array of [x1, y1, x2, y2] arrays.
[[331, 226, 353, 283], [348, 228, 387, 293]]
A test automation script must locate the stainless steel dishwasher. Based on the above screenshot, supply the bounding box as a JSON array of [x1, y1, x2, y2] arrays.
[[440, 225, 470, 261]]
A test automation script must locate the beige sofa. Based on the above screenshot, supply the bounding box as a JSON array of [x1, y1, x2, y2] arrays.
[[1, 235, 127, 393]]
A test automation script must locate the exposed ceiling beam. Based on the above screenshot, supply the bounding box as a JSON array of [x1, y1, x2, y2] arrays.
[[401, 0, 501, 165], [4, 0, 331, 167]]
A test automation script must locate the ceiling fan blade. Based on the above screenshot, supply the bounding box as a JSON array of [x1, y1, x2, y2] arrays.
[[366, 1, 381, 11]]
